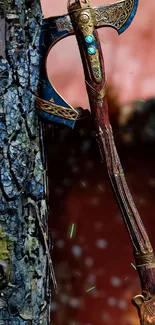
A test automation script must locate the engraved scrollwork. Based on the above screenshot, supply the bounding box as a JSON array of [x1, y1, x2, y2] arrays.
[[88, 50, 102, 83], [94, 0, 134, 31], [68, 1, 102, 83], [35, 96, 78, 121], [73, 8, 94, 36]]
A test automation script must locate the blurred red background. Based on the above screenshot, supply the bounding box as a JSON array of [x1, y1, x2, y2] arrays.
[[45, 118, 155, 325], [41, 1, 155, 325]]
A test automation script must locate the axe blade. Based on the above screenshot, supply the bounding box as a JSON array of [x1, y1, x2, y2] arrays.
[[37, 15, 79, 129], [94, 0, 139, 34]]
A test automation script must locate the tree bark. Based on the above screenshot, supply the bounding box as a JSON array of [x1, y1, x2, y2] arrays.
[[0, 0, 52, 324]]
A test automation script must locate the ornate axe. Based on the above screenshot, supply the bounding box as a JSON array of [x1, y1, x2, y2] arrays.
[[36, 0, 155, 323]]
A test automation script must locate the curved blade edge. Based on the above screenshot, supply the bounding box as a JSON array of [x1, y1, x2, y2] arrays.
[[118, 0, 139, 34]]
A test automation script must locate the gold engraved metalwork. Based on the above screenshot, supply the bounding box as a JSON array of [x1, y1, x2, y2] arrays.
[[74, 8, 94, 37], [80, 13, 90, 24], [68, 0, 91, 13], [94, 0, 134, 31], [88, 49, 102, 83], [35, 96, 78, 121], [68, 1, 102, 83]]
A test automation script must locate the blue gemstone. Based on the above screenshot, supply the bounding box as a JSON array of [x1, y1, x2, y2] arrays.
[[88, 46, 96, 55], [85, 35, 94, 43]]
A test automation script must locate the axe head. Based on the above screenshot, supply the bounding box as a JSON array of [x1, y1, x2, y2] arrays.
[[68, 0, 139, 35], [36, 0, 139, 128]]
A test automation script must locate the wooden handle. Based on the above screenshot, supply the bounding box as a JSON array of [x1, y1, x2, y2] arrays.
[[68, 0, 155, 301]]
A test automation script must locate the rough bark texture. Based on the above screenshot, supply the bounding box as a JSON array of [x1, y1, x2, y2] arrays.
[[0, 0, 51, 324]]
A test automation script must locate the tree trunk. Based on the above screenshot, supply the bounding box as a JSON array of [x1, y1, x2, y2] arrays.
[[0, 0, 52, 324]]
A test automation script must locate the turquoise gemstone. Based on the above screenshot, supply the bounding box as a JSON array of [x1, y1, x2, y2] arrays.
[[88, 46, 96, 55], [85, 35, 94, 43]]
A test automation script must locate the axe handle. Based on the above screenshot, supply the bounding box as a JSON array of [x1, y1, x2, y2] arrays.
[[68, 5, 155, 299]]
